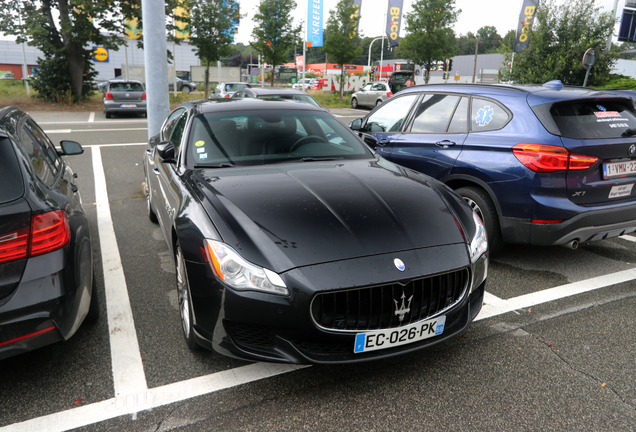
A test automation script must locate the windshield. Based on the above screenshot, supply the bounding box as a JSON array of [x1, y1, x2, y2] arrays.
[[186, 110, 371, 167], [110, 82, 144, 91], [257, 94, 321, 107]]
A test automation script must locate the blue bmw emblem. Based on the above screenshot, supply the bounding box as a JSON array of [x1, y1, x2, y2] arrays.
[[394, 258, 405, 271], [597, 105, 606, 111], [629, 144, 636, 157]]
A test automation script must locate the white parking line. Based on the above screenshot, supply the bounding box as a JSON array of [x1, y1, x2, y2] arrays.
[[92, 147, 147, 397], [620, 235, 636, 243], [88, 112, 95, 123]]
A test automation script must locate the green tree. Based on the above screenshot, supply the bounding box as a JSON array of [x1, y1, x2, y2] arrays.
[[251, 0, 301, 87], [507, 0, 617, 85], [476, 26, 502, 54], [187, 0, 238, 95], [400, 0, 460, 84], [0, 0, 180, 102], [456, 32, 477, 56], [323, 0, 362, 97]]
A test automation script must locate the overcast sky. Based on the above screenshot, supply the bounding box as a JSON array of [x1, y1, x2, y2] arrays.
[[233, 0, 627, 46]]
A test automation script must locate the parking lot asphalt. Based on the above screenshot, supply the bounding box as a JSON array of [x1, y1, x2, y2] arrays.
[[1, 109, 635, 431]]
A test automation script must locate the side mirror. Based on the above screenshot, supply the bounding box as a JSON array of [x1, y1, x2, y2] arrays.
[[156, 141, 177, 164], [349, 118, 363, 131], [58, 140, 84, 156]]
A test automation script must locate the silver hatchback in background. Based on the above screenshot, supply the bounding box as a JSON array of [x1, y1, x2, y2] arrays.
[[103, 80, 147, 118], [351, 81, 393, 109]]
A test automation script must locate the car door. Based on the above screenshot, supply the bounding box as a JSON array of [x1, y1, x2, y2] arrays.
[[387, 94, 469, 179], [369, 83, 386, 105], [150, 108, 188, 240], [358, 93, 419, 157]]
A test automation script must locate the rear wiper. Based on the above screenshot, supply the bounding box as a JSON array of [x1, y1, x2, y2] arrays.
[[300, 157, 344, 162], [622, 128, 636, 137], [194, 162, 235, 168]]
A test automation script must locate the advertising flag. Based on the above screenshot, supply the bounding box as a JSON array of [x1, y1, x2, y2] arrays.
[[351, 0, 362, 38], [125, 17, 141, 39], [174, 5, 190, 40], [514, 0, 539, 52], [385, 0, 404, 48], [307, 0, 323, 48]]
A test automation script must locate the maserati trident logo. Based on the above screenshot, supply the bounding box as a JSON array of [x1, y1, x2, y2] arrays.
[[629, 144, 636, 157], [394, 258, 405, 271], [394, 291, 413, 323]]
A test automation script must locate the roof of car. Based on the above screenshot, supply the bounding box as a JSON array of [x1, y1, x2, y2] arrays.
[[187, 98, 326, 114], [246, 88, 309, 96]]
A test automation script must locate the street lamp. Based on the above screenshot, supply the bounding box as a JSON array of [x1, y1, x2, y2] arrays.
[[367, 37, 383, 79]]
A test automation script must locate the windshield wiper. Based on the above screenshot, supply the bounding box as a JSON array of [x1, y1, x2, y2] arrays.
[[194, 162, 235, 168], [622, 128, 636, 137], [300, 157, 344, 162]]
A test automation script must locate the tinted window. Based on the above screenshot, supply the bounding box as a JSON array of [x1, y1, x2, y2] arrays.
[[169, 111, 188, 149], [471, 98, 510, 131], [448, 97, 469, 133], [19, 124, 55, 186], [186, 110, 371, 167], [110, 82, 144, 92], [0, 138, 24, 204], [364, 94, 418, 133], [409, 94, 462, 133], [163, 108, 186, 142], [25, 119, 61, 172], [550, 99, 636, 139]]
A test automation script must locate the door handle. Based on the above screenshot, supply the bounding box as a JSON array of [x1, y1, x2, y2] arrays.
[[153, 167, 160, 175], [146, 148, 152, 155], [435, 140, 456, 148], [377, 139, 390, 147]]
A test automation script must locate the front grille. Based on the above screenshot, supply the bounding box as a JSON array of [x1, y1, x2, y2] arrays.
[[311, 268, 469, 332]]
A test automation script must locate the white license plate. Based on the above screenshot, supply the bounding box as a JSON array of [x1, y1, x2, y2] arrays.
[[603, 160, 636, 179], [120, 104, 137, 108], [354, 316, 446, 353]]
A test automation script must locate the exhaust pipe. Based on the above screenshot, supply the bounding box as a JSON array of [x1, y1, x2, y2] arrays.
[[562, 239, 579, 250]]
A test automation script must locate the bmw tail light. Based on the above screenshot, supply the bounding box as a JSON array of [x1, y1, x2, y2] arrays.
[[224, 94, 231, 98], [0, 211, 69, 264], [30, 210, 70, 257], [142, 92, 146, 100], [105, 92, 113, 100], [512, 143, 598, 173], [0, 227, 29, 263]]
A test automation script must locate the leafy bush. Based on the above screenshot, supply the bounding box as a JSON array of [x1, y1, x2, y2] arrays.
[[31, 54, 97, 103], [594, 74, 636, 90]]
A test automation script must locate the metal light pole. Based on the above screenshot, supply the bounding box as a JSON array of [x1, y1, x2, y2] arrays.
[[606, 0, 620, 52], [472, 36, 480, 83], [367, 36, 382, 78]]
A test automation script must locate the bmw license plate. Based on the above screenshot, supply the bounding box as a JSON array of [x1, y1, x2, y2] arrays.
[[354, 316, 446, 353], [603, 160, 636, 179], [120, 104, 137, 108]]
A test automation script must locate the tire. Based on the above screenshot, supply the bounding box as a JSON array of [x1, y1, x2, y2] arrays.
[[375, 99, 382, 107], [86, 273, 100, 322], [146, 180, 158, 223], [140, 112, 147, 118], [175, 242, 200, 351], [105, 112, 111, 119], [182, 86, 191, 94], [351, 97, 358, 109], [456, 186, 504, 255]]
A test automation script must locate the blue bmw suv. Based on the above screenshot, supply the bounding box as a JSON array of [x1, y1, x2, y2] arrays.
[[350, 81, 636, 253]]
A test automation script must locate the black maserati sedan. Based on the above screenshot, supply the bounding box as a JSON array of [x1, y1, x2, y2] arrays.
[[143, 98, 488, 364], [0, 107, 97, 360]]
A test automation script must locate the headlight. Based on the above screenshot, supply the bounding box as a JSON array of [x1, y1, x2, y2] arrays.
[[203, 239, 289, 295], [469, 211, 488, 262]]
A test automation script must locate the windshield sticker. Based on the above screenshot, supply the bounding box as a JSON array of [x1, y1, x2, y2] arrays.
[[195, 140, 205, 147], [199, 153, 207, 160], [475, 106, 494, 126], [594, 111, 621, 118], [609, 123, 630, 129], [597, 104, 606, 111], [197, 147, 205, 153]]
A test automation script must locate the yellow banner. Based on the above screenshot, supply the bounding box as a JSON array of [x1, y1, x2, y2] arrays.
[[126, 17, 142, 39], [175, 5, 190, 40]]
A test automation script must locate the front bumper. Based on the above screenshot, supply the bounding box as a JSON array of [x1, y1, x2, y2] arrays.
[[187, 243, 486, 364]]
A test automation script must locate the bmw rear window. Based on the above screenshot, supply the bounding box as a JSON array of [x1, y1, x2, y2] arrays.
[[550, 99, 636, 139], [0, 138, 24, 204]]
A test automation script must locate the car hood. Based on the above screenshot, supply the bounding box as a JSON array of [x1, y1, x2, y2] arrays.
[[193, 159, 466, 273]]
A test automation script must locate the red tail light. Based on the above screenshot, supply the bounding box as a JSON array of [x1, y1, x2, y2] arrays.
[[105, 92, 113, 100], [31, 211, 70, 256], [0, 211, 69, 264], [512, 143, 598, 173], [0, 227, 29, 263], [387, 92, 393, 98], [224, 94, 230, 98], [142, 92, 146, 100]]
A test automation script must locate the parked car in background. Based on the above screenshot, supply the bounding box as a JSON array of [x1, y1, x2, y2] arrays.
[[292, 78, 315, 90], [211, 82, 252, 99], [0, 106, 98, 360], [102, 80, 147, 118], [388, 70, 416, 94], [169, 77, 197, 94], [351, 81, 393, 109], [350, 80, 636, 254], [310, 78, 333, 91], [143, 98, 487, 364], [231, 87, 322, 108]]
